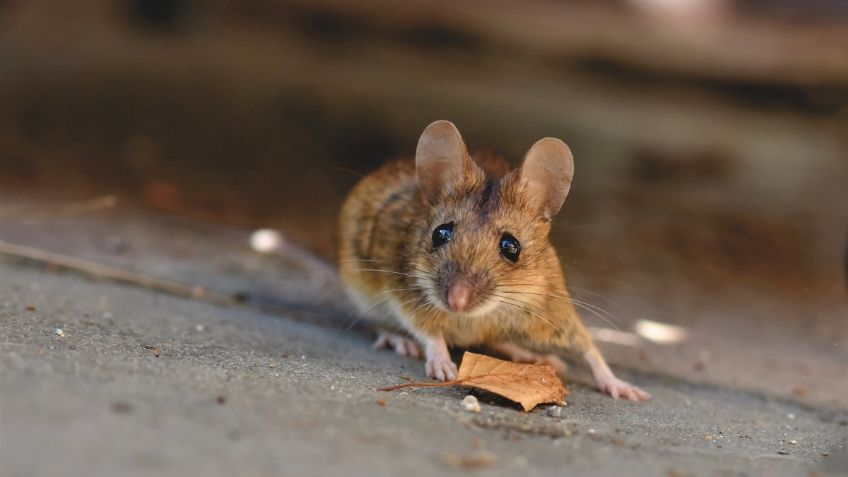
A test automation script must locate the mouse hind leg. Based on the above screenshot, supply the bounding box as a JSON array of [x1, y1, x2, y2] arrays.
[[490, 342, 568, 376], [373, 331, 423, 359], [521, 313, 650, 401], [558, 323, 650, 401], [581, 347, 650, 401]]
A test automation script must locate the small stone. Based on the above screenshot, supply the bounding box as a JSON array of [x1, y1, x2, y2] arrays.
[[787, 413, 796, 420], [789, 439, 797, 445], [461, 395, 481, 413], [546, 405, 563, 418], [25, 304, 36, 312], [250, 229, 283, 253], [53, 328, 65, 337], [195, 324, 204, 332], [704, 434, 715, 442]]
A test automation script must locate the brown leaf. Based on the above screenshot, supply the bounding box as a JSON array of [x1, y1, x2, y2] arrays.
[[377, 352, 568, 412], [455, 352, 568, 412]]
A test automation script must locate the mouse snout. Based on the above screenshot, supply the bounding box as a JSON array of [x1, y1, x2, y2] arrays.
[[446, 277, 473, 312]]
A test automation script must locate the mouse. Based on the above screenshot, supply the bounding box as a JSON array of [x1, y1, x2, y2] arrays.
[[338, 120, 649, 401]]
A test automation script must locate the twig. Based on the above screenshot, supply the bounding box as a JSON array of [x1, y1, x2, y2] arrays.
[[0, 240, 236, 307], [0, 238, 373, 334], [0, 195, 117, 221]]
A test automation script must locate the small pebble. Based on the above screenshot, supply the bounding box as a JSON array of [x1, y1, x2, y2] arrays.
[[546, 405, 563, 418], [53, 328, 65, 337], [250, 229, 283, 253], [111, 402, 132, 414], [195, 324, 204, 332], [787, 413, 796, 420], [461, 395, 481, 413], [789, 439, 797, 445]]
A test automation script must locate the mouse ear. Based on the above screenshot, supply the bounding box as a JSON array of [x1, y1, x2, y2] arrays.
[[518, 138, 574, 218], [415, 120, 476, 204]]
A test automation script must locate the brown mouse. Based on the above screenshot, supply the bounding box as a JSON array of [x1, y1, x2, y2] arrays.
[[338, 120, 649, 401]]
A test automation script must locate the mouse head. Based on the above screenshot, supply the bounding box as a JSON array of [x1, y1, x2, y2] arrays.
[[414, 120, 574, 317]]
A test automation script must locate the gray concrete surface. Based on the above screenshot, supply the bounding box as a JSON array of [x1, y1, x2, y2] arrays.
[[1, 206, 846, 477], [2, 263, 846, 477]]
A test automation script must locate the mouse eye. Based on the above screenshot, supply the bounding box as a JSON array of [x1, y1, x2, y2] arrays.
[[432, 222, 454, 248], [499, 233, 521, 262]]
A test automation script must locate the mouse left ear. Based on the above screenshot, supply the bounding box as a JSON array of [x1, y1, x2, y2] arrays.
[[416, 120, 478, 205], [518, 138, 574, 218]]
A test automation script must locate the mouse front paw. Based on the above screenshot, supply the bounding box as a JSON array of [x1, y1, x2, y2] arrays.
[[425, 354, 457, 381], [597, 376, 651, 402]]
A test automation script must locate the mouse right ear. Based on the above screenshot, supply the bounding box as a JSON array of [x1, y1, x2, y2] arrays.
[[416, 120, 476, 204], [519, 138, 574, 219]]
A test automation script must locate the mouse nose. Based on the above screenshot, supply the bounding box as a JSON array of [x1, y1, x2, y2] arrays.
[[447, 278, 473, 312]]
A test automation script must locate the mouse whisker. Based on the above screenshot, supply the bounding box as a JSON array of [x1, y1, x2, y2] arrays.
[[356, 291, 433, 334], [371, 286, 423, 298], [407, 297, 437, 316], [352, 268, 427, 280], [486, 294, 559, 332], [496, 287, 622, 326], [568, 301, 621, 331], [407, 266, 432, 276], [341, 294, 396, 334], [501, 290, 621, 331], [392, 295, 434, 318], [564, 286, 619, 306]]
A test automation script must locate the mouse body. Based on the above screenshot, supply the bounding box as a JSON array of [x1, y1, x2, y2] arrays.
[[338, 120, 649, 401]]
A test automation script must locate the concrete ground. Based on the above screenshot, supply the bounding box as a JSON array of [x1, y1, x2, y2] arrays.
[[1, 203, 846, 477]]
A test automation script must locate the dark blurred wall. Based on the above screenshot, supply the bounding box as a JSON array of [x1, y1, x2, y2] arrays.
[[1, 0, 847, 298]]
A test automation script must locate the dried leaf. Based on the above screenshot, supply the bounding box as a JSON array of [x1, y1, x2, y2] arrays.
[[377, 351, 568, 412], [455, 352, 568, 412]]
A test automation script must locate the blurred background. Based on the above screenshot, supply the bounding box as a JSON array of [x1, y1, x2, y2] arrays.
[[0, 0, 846, 406]]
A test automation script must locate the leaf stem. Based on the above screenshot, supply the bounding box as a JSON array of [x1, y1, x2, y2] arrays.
[[377, 379, 466, 392]]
